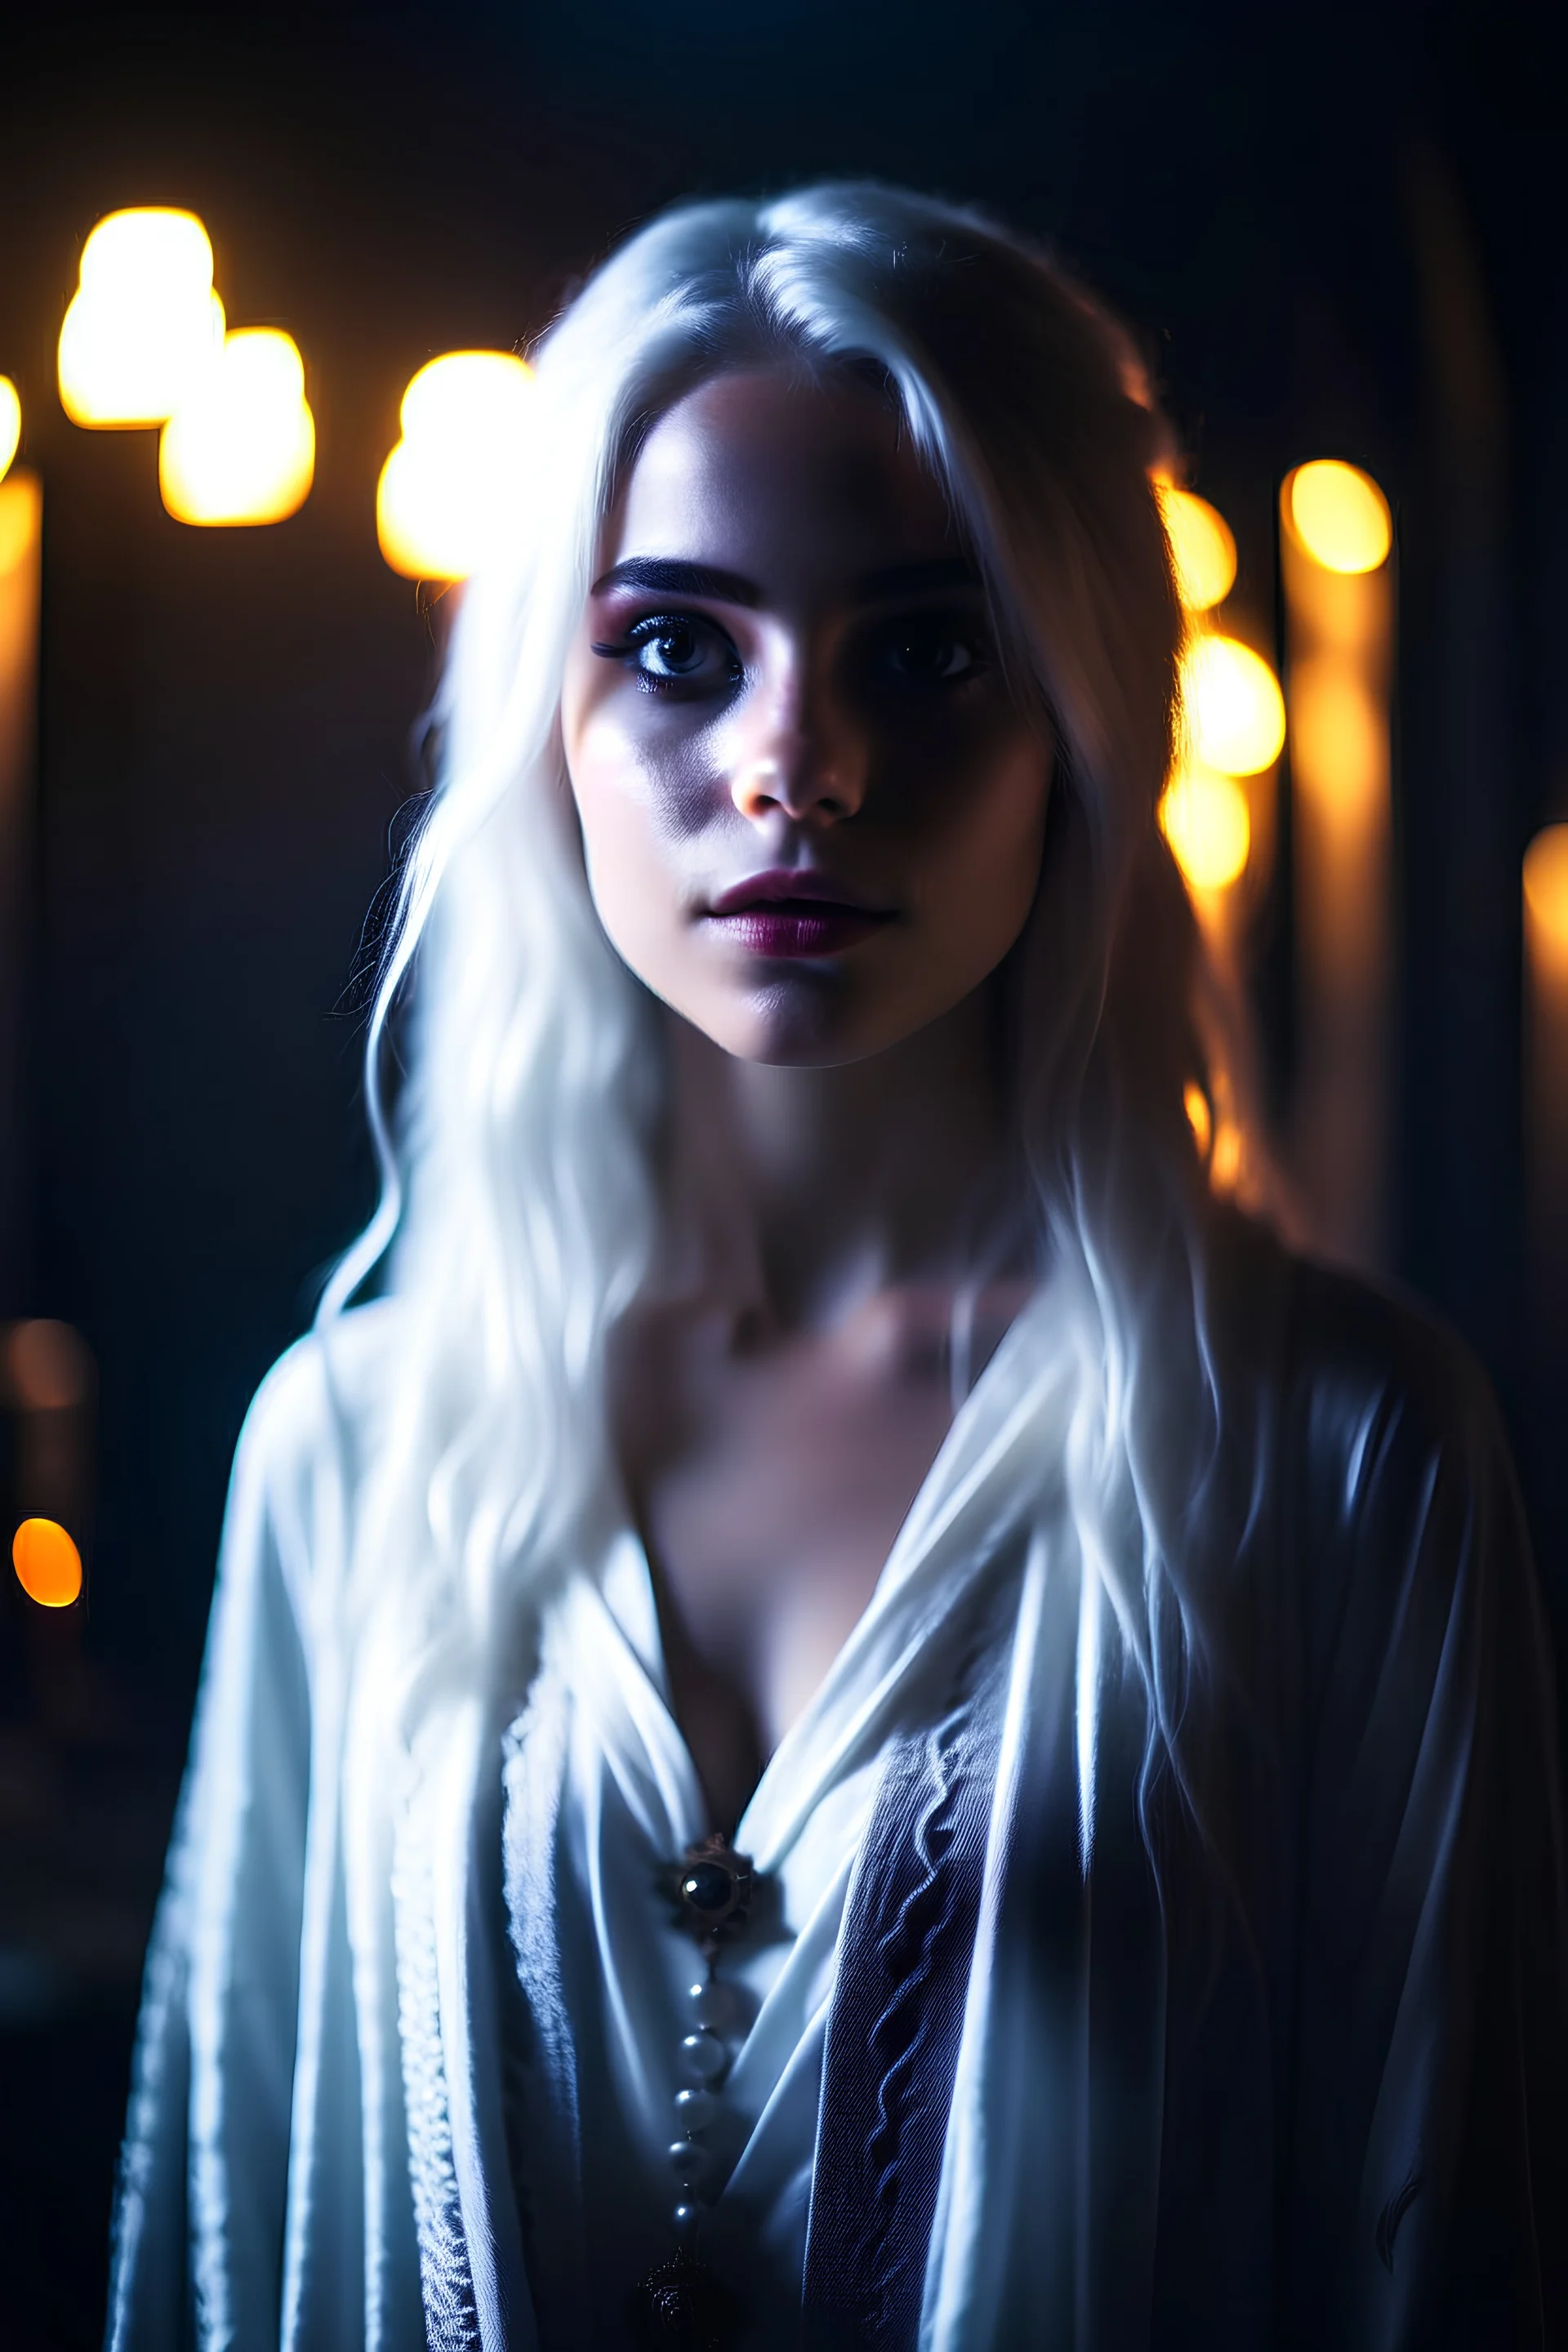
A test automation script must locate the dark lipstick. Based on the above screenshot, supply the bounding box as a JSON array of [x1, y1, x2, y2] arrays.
[[706, 870, 896, 959]]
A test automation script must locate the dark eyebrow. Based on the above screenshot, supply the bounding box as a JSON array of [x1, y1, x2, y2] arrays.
[[589, 552, 984, 608], [590, 557, 760, 604], [854, 557, 983, 601]]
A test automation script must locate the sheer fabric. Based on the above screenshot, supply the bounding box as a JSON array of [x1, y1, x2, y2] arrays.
[[105, 1247, 1568, 2350]]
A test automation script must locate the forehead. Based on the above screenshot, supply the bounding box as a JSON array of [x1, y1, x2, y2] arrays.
[[605, 367, 959, 586]]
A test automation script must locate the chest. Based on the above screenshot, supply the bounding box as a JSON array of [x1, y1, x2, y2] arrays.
[[613, 1298, 959, 1766]]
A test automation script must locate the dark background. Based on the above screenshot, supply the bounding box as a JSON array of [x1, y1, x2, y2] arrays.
[[1, 5, 1564, 2345]]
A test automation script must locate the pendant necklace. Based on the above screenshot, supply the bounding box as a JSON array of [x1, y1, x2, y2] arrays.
[[625, 1831, 754, 2350]]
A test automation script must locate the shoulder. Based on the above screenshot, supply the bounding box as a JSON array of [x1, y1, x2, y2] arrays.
[[1272, 1244, 1515, 1552], [222, 1298, 408, 1616], [238, 1298, 405, 1476], [1218, 1227, 1537, 1739], [1208, 1208, 1509, 1523]]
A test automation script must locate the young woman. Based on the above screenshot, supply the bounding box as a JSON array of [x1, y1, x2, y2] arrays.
[[105, 185, 1566, 2352]]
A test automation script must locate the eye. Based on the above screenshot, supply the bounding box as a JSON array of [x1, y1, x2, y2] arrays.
[[880, 617, 986, 684], [591, 612, 742, 693], [634, 619, 707, 679]]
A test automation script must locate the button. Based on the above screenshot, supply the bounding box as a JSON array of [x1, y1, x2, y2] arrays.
[[668, 2139, 710, 2187], [675, 2087, 716, 2131], [685, 1978, 733, 2032], [677, 2031, 727, 2087]]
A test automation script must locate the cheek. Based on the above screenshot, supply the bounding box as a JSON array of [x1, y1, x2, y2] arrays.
[[572, 702, 706, 839], [566, 714, 724, 999], [570, 746, 670, 961], [913, 727, 1051, 944]]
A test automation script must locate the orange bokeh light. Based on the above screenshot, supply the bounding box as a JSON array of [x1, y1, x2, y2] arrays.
[[1286, 460, 1392, 575], [1288, 657, 1389, 832], [1156, 484, 1237, 612], [1159, 764, 1252, 892], [1524, 823, 1568, 987], [1183, 1080, 1213, 1160], [1211, 1122, 1243, 1192], [11, 1517, 83, 1608]]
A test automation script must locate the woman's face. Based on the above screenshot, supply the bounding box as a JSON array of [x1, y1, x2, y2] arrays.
[[560, 367, 1053, 1067]]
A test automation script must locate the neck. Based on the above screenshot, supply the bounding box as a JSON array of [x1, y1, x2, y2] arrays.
[[659, 988, 1021, 1330]]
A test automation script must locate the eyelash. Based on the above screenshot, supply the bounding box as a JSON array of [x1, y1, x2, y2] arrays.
[[883, 621, 989, 684], [590, 613, 742, 693], [588, 611, 993, 694]]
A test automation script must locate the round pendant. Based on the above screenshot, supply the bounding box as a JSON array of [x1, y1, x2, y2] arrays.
[[626, 2249, 743, 2350], [664, 1833, 754, 1943]]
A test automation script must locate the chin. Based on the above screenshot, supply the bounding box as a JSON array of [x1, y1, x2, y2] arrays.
[[708, 977, 918, 1069]]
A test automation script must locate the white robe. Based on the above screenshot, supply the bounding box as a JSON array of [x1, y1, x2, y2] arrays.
[[103, 1250, 1568, 2350]]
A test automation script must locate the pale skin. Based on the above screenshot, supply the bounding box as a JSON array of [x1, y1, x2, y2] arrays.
[[561, 368, 1054, 1832]]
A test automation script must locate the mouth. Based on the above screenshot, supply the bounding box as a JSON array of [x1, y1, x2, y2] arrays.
[[705, 870, 897, 960]]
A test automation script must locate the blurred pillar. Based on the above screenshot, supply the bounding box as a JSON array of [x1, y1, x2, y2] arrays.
[[1399, 153, 1566, 1708], [1400, 149, 1518, 1371], [1524, 827, 1568, 1310], [1281, 498, 1395, 1270], [0, 469, 42, 1316]]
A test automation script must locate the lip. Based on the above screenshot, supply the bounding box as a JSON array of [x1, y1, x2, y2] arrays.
[[708, 869, 892, 916], [705, 869, 896, 960]]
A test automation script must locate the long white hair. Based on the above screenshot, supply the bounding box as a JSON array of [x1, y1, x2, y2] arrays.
[[323, 182, 1266, 1878]]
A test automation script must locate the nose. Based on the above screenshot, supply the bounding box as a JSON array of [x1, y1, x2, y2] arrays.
[[729, 648, 866, 826]]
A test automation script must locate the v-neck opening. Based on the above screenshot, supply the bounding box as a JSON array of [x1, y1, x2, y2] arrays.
[[598, 1276, 1071, 1865]]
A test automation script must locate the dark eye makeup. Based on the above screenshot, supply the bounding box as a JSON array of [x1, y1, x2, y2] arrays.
[[590, 612, 743, 694], [870, 612, 991, 685], [588, 602, 994, 701]]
